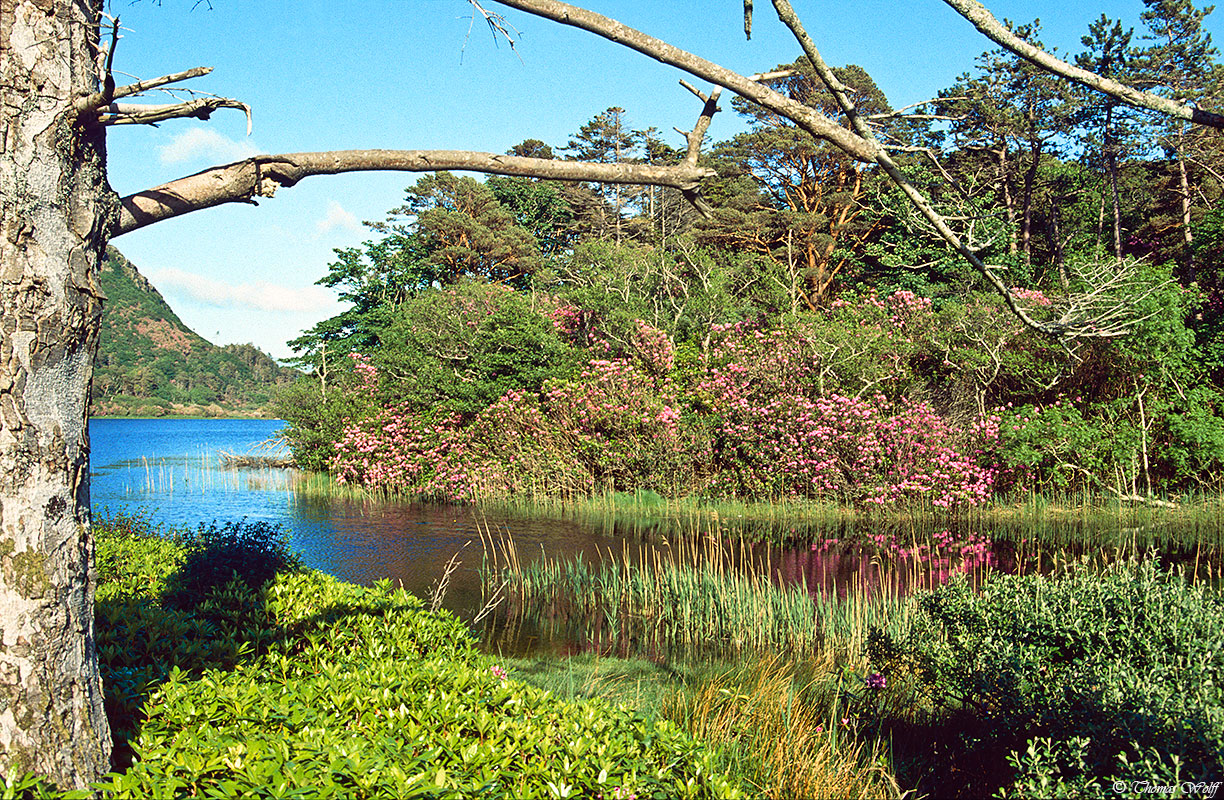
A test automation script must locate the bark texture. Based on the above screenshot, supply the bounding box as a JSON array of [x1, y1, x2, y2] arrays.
[[116, 150, 715, 235], [0, 0, 113, 788]]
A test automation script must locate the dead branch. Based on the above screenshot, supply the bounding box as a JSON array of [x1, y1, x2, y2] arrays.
[[486, 0, 877, 161], [465, 0, 524, 62], [748, 69, 798, 82], [115, 150, 715, 236], [675, 81, 722, 164], [766, 0, 1067, 336], [869, 96, 969, 120], [76, 66, 213, 116], [1046, 258, 1173, 341], [941, 0, 1224, 129], [101, 97, 252, 130], [1058, 462, 1178, 507]]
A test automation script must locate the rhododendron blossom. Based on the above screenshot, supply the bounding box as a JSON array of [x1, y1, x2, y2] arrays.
[[330, 293, 1004, 507]]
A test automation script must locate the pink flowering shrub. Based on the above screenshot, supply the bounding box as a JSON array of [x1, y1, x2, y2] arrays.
[[331, 327, 697, 500], [330, 294, 1005, 507], [702, 388, 998, 506], [698, 299, 1000, 506]]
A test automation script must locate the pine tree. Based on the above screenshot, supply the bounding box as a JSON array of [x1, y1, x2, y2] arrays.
[[1133, 0, 1224, 266]]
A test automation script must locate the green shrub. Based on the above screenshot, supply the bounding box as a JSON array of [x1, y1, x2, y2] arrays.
[[162, 519, 301, 611], [85, 517, 742, 799], [868, 561, 1224, 797]]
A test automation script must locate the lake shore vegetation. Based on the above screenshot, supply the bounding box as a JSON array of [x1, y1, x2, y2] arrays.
[[487, 540, 1224, 798], [273, 61, 1224, 510], [9, 514, 746, 798], [26, 515, 1217, 799]]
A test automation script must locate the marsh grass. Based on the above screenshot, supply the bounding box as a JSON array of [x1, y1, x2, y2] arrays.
[[492, 604, 910, 799], [290, 469, 398, 501], [490, 489, 1224, 561], [483, 531, 917, 660], [497, 652, 693, 714], [663, 653, 905, 800], [294, 470, 1224, 564]]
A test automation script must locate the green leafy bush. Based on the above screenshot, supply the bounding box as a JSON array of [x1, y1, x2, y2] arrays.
[[85, 517, 742, 799], [868, 561, 1224, 798], [161, 519, 301, 611]]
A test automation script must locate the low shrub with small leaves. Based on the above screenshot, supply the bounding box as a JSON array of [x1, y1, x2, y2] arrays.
[[82, 516, 743, 798], [868, 561, 1224, 798]]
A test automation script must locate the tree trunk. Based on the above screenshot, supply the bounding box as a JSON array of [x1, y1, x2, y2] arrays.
[[1105, 106, 1124, 263], [0, 0, 113, 788], [1048, 200, 1068, 287], [1020, 138, 1042, 264], [998, 147, 1018, 255], [1176, 131, 1194, 267]]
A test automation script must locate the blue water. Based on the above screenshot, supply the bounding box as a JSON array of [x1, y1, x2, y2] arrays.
[[89, 418, 292, 527], [87, 418, 622, 622], [88, 418, 1216, 654]]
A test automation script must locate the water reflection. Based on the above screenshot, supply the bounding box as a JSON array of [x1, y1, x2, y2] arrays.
[[88, 419, 1224, 658]]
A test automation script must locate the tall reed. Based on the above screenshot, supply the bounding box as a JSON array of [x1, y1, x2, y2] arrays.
[[484, 532, 915, 660]]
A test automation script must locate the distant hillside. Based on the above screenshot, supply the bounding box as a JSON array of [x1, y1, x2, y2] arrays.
[[91, 249, 299, 417]]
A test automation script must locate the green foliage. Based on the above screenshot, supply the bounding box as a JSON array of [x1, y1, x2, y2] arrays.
[[162, 520, 302, 611], [370, 282, 580, 417], [84, 517, 742, 799], [554, 238, 789, 350], [280, 281, 585, 475], [869, 561, 1224, 798], [269, 80, 1224, 504], [272, 368, 374, 472], [700, 61, 894, 307], [93, 249, 297, 417], [1191, 201, 1224, 381], [487, 176, 574, 257]]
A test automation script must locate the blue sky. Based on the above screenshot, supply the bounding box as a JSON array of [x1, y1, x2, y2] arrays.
[[104, 0, 1219, 359]]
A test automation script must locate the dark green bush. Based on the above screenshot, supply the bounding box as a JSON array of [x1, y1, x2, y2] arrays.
[[161, 519, 301, 611], [869, 561, 1224, 798]]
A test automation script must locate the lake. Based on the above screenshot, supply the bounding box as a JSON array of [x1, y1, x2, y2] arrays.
[[88, 418, 633, 625], [89, 417, 1223, 654]]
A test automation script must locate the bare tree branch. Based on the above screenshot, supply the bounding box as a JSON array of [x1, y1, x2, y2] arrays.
[[465, 0, 525, 62], [76, 66, 213, 115], [748, 69, 798, 82], [766, 0, 1069, 336], [941, 0, 1224, 128], [486, 0, 877, 161], [674, 82, 721, 164], [487, 0, 1174, 341], [101, 97, 252, 130], [868, 97, 969, 120], [114, 150, 716, 236]]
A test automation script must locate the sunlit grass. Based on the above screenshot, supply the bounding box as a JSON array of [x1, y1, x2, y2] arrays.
[[664, 654, 905, 800], [497, 652, 692, 715]]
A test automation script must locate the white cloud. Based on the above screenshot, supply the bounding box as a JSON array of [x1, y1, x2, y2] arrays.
[[315, 201, 362, 235], [158, 128, 260, 165], [149, 267, 337, 314]]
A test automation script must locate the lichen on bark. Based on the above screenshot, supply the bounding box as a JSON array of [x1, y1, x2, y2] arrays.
[[0, 0, 114, 789]]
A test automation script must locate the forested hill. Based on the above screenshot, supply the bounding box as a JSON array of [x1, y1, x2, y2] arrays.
[[91, 249, 298, 417]]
